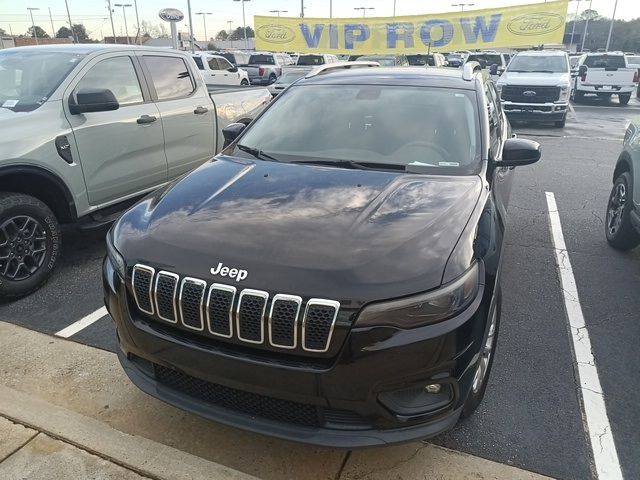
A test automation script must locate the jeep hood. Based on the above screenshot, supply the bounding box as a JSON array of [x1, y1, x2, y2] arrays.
[[115, 156, 482, 304]]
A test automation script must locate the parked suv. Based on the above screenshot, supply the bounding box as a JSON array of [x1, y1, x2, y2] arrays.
[[605, 122, 640, 250], [573, 52, 638, 105], [105, 62, 541, 446], [0, 44, 270, 297], [296, 54, 339, 66], [496, 50, 571, 128], [356, 55, 410, 66]]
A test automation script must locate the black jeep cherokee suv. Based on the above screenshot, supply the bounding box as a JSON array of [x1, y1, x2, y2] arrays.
[[104, 64, 541, 447]]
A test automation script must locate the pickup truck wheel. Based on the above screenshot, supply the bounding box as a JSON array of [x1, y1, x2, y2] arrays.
[[0, 193, 61, 298], [618, 94, 631, 106], [605, 172, 640, 250], [240, 79, 249, 86], [462, 287, 501, 418], [268, 74, 277, 84]]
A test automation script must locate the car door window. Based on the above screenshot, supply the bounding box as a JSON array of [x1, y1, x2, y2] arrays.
[[207, 57, 221, 70], [484, 82, 502, 154], [74, 56, 143, 106], [218, 58, 233, 71], [142, 55, 195, 100]]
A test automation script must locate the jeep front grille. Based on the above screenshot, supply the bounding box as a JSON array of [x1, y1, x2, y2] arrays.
[[130, 265, 340, 353]]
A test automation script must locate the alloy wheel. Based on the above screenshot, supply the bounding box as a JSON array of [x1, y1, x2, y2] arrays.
[[607, 183, 626, 237], [472, 304, 497, 394], [0, 215, 48, 281]]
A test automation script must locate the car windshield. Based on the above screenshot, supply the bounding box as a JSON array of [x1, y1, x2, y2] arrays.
[[584, 55, 626, 69], [297, 55, 325, 66], [275, 71, 308, 84], [507, 55, 568, 73], [192, 56, 205, 70], [237, 84, 481, 174], [358, 57, 396, 66], [467, 54, 502, 68], [221, 53, 236, 64], [0, 50, 85, 112], [407, 55, 433, 66], [249, 55, 275, 65]]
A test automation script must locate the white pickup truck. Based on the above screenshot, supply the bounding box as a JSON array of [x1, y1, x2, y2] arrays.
[[573, 52, 638, 105], [191, 53, 250, 86], [0, 44, 270, 297]]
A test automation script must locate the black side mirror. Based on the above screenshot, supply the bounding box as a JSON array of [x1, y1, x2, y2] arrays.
[[222, 122, 247, 148], [227, 66, 238, 73], [500, 138, 541, 167], [489, 64, 499, 75], [69, 88, 119, 115], [578, 65, 588, 76]]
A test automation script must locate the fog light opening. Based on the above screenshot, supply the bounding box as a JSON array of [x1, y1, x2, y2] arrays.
[[378, 382, 453, 416]]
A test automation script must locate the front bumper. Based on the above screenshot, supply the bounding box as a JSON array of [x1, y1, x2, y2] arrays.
[[104, 257, 491, 447], [503, 102, 568, 122]]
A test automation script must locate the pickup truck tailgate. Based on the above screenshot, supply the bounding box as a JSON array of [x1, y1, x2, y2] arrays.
[[584, 68, 636, 86]]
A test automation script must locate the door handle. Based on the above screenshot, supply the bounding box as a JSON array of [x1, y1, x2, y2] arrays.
[[136, 115, 157, 124], [194, 106, 209, 115]]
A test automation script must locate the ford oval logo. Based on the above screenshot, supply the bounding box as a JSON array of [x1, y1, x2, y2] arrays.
[[256, 24, 296, 44], [158, 8, 184, 23], [507, 13, 564, 37], [523, 91, 537, 96]]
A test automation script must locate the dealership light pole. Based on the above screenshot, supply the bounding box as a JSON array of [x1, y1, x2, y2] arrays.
[[27, 7, 39, 45], [227, 20, 233, 47], [114, 4, 131, 44], [354, 7, 375, 18], [569, 0, 582, 50], [48, 7, 55, 38], [605, 0, 618, 51], [233, 0, 250, 50], [195, 12, 212, 42], [581, 0, 593, 52], [107, 0, 117, 43], [451, 3, 475, 12], [133, 0, 141, 45], [329, 0, 332, 18], [300, 0, 304, 18]]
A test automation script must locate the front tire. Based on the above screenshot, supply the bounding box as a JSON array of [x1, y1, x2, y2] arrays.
[[605, 172, 640, 250], [0, 193, 61, 298], [619, 94, 631, 106], [462, 287, 501, 418]]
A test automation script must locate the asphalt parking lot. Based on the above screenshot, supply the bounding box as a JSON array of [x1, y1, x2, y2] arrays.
[[1, 94, 638, 480]]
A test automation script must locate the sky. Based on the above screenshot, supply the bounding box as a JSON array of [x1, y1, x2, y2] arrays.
[[1, 0, 637, 41]]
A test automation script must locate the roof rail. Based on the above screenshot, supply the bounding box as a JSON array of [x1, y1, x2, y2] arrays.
[[305, 61, 380, 78], [462, 61, 482, 81]]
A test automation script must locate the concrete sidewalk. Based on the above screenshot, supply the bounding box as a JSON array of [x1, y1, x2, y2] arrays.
[[0, 321, 551, 480]]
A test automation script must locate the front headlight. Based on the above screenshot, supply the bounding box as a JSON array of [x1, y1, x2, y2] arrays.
[[496, 83, 504, 96], [356, 262, 481, 329], [558, 84, 570, 100], [106, 228, 126, 279]]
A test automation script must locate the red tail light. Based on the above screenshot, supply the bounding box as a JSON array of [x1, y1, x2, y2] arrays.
[[634, 69, 639, 83], [581, 73, 587, 82], [259, 67, 265, 76]]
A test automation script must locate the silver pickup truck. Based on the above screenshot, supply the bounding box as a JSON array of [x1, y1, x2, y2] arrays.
[[240, 52, 284, 85], [0, 44, 270, 298]]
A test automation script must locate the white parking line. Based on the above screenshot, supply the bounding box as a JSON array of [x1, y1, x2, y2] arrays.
[[55, 307, 108, 338], [545, 192, 623, 480]]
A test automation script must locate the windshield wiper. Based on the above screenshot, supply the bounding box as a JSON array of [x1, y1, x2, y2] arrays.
[[290, 159, 407, 172], [236, 144, 281, 162]]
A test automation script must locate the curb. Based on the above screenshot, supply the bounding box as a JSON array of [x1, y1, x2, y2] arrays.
[[0, 385, 258, 480]]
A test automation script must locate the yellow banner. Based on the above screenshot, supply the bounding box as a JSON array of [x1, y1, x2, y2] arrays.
[[254, 0, 569, 54]]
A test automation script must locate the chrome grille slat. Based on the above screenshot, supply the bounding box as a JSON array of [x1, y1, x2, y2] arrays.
[[131, 268, 341, 353], [179, 277, 207, 331], [236, 289, 268, 344], [132, 264, 155, 315], [268, 294, 302, 349], [206, 284, 236, 338], [302, 299, 340, 353], [154, 271, 179, 323]]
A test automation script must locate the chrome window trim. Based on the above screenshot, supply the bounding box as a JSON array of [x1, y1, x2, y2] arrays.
[[132, 264, 155, 315], [268, 294, 302, 350], [154, 271, 179, 324], [302, 299, 341, 353], [206, 283, 236, 338], [179, 277, 207, 332], [236, 288, 269, 344]]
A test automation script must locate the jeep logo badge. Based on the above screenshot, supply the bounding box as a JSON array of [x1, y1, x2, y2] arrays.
[[210, 262, 248, 282], [523, 91, 537, 96]]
